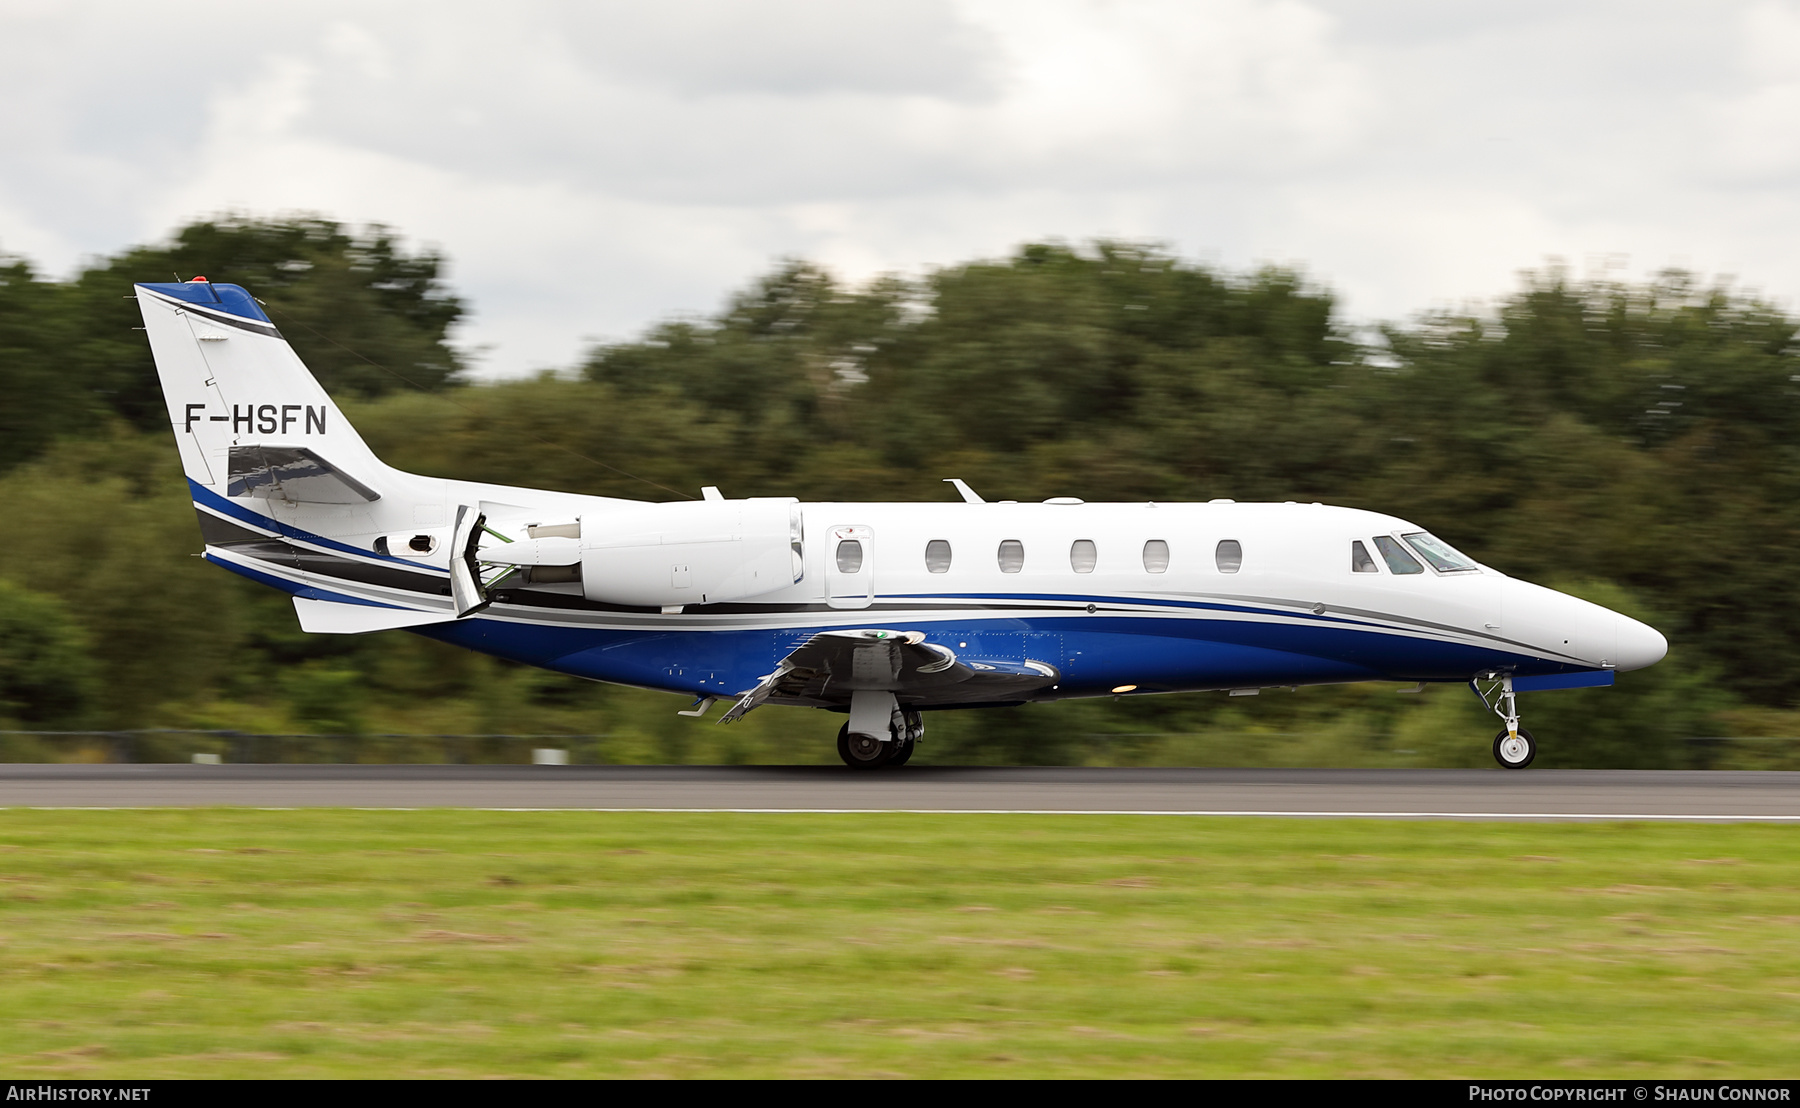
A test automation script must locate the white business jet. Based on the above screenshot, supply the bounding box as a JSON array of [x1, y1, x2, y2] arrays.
[[135, 279, 1667, 769]]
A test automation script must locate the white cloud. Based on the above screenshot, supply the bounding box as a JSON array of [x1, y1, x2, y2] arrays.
[[1, 1, 1797, 378], [1711, 2, 1800, 180]]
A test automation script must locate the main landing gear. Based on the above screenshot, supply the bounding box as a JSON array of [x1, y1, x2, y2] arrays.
[[1473, 673, 1537, 769], [836, 708, 923, 770]]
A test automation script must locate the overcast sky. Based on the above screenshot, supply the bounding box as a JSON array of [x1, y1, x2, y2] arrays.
[[3, 0, 1798, 377]]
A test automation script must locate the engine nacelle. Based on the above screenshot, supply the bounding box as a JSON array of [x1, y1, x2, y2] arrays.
[[580, 498, 802, 607]]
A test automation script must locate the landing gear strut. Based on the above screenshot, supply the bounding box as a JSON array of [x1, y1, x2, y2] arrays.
[[889, 708, 923, 766], [836, 707, 924, 769], [1473, 674, 1537, 769]]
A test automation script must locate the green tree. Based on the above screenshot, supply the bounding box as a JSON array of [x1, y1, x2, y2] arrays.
[[1517, 583, 1729, 769], [0, 578, 96, 727], [0, 434, 247, 725], [0, 257, 95, 469], [7, 229, 1800, 764], [62, 215, 466, 435], [281, 662, 368, 736], [1374, 271, 1800, 706]]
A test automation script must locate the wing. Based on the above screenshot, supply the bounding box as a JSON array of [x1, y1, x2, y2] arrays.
[[719, 628, 1058, 723]]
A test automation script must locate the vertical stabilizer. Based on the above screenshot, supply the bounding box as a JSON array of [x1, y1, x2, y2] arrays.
[[134, 280, 387, 502]]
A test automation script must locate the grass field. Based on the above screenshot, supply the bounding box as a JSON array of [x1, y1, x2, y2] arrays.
[[1, 810, 1796, 1078]]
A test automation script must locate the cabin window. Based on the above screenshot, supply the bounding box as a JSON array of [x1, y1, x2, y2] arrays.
[[1215, 539, 1243, 574], [1351, 540, 1378, 573], [1372, 535, 1424, 575], [1403, 532, 1479, 573], [924, 539, 952, 573], [1142, 539, 1170, 573], [1070, 539, 1097, 573], [997, 539, 1025, 573], [836, 539, 864, 574]]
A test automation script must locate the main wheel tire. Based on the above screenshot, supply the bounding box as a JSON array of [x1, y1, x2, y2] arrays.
[[1493, 728, 1537, 769], [888, 736, 915, 766], [837, 724, 893, 769]]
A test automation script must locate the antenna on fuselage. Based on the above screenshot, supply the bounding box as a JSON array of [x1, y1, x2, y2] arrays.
[[944, 478, 985, 504]]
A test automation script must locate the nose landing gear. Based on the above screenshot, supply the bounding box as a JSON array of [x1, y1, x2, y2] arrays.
[[1473, 674, 1537, 770]]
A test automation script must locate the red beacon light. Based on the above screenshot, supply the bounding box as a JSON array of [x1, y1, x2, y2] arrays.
[[188, 275, 209, 283]]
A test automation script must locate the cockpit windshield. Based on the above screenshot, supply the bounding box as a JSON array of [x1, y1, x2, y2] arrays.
[[1372, 535, 1423, 575], [1402, 532, 1480, 573]]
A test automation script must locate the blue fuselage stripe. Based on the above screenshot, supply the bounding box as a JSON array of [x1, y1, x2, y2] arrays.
[[204, 552, 405, 609], [189, 481, 438, 570], [405, 610, 1558, 700]]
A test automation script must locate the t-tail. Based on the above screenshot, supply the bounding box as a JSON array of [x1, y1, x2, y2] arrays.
[[135, 279, 390, 508], [135, 278, 630, 634], [133, 278, 469, 632]]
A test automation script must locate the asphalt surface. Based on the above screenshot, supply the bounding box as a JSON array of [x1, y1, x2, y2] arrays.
[[0, 765, 1796, 819]]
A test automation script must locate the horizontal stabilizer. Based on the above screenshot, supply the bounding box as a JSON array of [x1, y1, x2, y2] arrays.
[[229, 445, 379, 503], [293, 597, 457, 634]]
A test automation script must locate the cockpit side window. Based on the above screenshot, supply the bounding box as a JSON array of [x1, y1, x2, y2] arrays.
[[1351, 540, 1378, 573], [1372, 535, 1424, 575], [1402, 532, 1479, 573]]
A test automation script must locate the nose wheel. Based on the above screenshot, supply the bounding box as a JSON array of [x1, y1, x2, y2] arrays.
[[1492, 728, 1537, 769], [1473, 674, 1539, 770]]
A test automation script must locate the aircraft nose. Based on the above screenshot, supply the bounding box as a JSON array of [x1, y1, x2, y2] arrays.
[[1613, 613, 1668, 672]]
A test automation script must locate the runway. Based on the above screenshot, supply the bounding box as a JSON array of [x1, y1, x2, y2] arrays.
[[0, 765, 1796, 820]]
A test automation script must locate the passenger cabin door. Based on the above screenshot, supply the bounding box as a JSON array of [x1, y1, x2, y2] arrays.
[[826, 524, 874, 610]]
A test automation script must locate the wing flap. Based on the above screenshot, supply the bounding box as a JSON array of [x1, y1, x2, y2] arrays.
[[719, 628, 1058, 722]]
